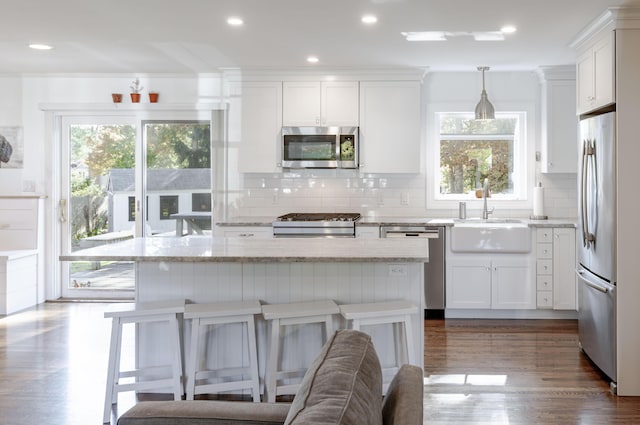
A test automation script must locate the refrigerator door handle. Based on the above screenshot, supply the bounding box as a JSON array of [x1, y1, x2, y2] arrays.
[[580, 139, 590, 247], [577, 269, 610, 293]]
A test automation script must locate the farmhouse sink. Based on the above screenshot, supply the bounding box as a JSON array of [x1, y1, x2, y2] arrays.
[[450, 219, 531, 253]]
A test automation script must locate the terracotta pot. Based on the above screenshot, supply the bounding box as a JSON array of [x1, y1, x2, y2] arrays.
[[130, 93, 141, 103], [149, 92, 159, 103], [111, 93, 123, 103]]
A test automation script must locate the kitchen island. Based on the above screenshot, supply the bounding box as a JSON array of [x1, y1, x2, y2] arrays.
[[61, 236, 428, 385]]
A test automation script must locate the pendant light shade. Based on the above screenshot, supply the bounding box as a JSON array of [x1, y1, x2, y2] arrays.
[[475, 66, 495, 120]]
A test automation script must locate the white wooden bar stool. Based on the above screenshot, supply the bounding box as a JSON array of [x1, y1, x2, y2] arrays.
[[103, 299, 185, 424], [184, 300, 262, 402], [261, 299, 339, 402], [338, 300, 417, 393]]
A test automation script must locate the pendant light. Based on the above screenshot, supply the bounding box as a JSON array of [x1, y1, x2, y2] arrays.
[[475, 66, 495, 120]]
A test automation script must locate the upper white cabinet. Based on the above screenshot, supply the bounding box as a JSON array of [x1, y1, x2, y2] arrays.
[[575, 30, 615, 115], [231, 82, 283, 173], [539, 67, 578, 173], [359, 81, 421, 173], [282, 81, 359, 126]]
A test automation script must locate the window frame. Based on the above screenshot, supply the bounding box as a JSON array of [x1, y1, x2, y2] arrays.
[[426, 103, 535, 211]]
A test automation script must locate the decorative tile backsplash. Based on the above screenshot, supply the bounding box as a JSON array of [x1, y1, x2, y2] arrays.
[[224, 170, 577, 219]]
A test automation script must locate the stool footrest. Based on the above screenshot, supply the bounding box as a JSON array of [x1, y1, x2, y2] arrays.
[[194, 379, 259, 395], [116, 378, 179, 394]]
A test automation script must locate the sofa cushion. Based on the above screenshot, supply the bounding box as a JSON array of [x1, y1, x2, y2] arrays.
[[116, 400, 291, 425], [381, 364, 424, 425], [284, 329, 383, 425]]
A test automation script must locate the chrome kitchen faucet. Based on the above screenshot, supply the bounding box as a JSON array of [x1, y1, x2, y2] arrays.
[[482, 178, 494, 219]]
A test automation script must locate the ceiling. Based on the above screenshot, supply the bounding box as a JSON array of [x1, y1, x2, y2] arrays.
[[1, 0, 637, 75]]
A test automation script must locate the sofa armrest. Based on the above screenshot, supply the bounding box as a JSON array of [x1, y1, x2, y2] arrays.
[[117, 400, 291, 425], [381, 364, 424, 425]]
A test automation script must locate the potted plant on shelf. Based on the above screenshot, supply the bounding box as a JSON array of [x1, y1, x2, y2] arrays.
[[148, 91, 159, 103], [129, 78, 144, 103]]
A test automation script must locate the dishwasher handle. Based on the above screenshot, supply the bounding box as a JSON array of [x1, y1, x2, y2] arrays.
[[384, 231, 439, 238]]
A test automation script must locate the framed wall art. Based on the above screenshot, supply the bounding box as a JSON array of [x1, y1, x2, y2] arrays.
[[0, 126, 24, 169]]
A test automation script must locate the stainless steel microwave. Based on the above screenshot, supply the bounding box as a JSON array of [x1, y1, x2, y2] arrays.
[[281, 126, 358, 169]]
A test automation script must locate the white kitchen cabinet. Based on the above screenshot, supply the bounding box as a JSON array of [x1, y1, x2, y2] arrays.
[[447, 255, 534, 310], [232, 82, 282, 173], [282, 81, 359, 127], [355, 224, 380, 239], [576, 30, 615, 115], [359, 81, 421, 173], [446, 258, 492, 309], [534, 227, 576, 310], [539, 67, 578, 173], [491, 258, 536, 309], [552, 228, 577, 310]]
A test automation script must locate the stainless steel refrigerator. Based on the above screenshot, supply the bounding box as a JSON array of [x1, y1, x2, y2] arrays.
[[577, 110, 616, 383]]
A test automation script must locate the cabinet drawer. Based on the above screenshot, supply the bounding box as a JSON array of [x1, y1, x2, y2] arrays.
[[536, 228, 553, 243], [537, 291, 553, 308], [536, 275, 553, 291], [536, 243, 553, 259], [537, 259, 553, 275]]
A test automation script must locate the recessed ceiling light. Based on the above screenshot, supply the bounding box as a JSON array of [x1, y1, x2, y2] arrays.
[[227, 17, 244, 26], [402, 31, 507, 41], [501, 25, 517, 34], [307, 56, 319, 63], [29, 44, 53, 50], [472, 31, 505, 41], [401, 31, 447, 41], [362, 15, 378, 24]]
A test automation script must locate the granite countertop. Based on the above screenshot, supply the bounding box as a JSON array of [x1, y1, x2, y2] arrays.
[[59, 236, 429, 263], [358, 216, 577, 228], [216, 216, 577, 228]]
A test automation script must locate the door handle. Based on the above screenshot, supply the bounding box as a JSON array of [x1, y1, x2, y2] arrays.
[[576, 269, 609, 294], [59, 199, 67, 223]]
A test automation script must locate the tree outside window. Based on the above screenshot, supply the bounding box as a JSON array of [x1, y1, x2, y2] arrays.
[[437, 113, 523, 199]]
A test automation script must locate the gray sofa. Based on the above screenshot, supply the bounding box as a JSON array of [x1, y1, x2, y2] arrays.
[[117, 329, 423, 425]]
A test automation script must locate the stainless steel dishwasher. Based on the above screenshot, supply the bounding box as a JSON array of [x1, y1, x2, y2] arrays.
[[380, 226, 445, 319]]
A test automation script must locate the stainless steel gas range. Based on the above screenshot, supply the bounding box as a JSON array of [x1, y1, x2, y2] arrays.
[[272, 213, 361, 238]]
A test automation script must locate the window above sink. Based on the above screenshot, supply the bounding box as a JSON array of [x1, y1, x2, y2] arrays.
[[426, 107, 535, 212]]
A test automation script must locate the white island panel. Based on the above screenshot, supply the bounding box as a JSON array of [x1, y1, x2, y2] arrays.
[[135, 260, 424, 381]]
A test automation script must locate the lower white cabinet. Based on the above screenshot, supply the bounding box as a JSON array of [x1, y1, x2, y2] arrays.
[[446, 256, 535, 310], [535, 227, 576, 310]]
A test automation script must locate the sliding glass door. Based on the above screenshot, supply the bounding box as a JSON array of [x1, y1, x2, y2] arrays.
[[143, 121, 211, 237], [59, 114, 212, 299]]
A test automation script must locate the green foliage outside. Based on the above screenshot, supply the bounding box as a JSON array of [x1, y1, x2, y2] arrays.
[[69, 122, 210, 244], [145, 123, 210, 169], [70, 124, 136, 243], [439, 116, 517, 195]]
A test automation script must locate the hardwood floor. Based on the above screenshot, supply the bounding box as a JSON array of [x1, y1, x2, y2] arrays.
[[424, 319, 638, 424], [1, 302, 638, 424]]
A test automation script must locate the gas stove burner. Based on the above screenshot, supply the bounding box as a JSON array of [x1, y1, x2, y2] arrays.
[[277, 213, 361, 222]]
